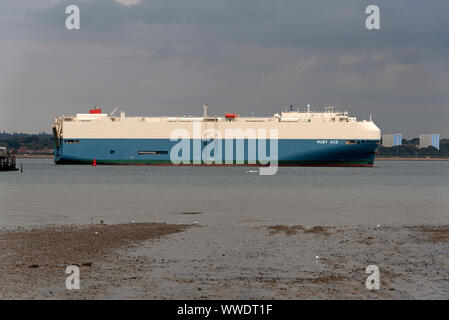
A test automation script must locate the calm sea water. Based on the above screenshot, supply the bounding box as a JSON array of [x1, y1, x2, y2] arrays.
[[0, 159, 448, 228]]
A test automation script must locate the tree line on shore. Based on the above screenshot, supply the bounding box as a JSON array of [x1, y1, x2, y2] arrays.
[[378, 138, 449, 157], [0, 132, 53, 154]]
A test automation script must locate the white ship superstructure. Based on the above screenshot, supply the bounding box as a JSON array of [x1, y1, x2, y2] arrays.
[[53, 105, 381, 166]]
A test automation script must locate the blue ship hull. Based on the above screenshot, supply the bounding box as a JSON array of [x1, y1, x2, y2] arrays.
[[54, 138, 379, 166]]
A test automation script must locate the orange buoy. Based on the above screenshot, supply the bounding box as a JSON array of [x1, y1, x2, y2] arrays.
[[92, 158, 97, 166]]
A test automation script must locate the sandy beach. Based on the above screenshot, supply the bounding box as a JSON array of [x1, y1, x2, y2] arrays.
[[0, 223, 190, 299], [1, 222, 447, 299]]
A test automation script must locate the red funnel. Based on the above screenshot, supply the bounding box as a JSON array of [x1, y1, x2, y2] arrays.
[[92, 158, 97, 166]]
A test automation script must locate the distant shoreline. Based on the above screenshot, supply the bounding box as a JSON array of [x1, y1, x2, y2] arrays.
[[15, 155, 53, 158], [13, 155, 449, 161]]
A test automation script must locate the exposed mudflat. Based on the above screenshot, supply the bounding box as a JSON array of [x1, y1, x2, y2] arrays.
[[0, 223, 190, 299], [0, 223, 448, 299]]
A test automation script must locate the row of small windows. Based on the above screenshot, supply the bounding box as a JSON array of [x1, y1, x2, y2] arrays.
[[138, 151, 168, 155], [346, 140, 379, 145], [64, 140, 80, 144], [67, 141, 379, 148], [108, 150, 168, 155]]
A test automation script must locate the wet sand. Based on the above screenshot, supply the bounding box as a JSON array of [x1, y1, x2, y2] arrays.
[[0, 223, 448, 299], [0, 223, 190, 299]]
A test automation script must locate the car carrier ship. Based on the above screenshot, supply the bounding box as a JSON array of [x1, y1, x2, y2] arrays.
[[52, 105, 381, 166]]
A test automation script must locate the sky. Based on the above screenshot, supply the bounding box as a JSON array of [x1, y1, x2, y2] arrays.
[[0, 0, 448, 137]]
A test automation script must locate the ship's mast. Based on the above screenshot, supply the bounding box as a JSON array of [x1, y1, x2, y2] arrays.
[[203, 104, 208, 119]]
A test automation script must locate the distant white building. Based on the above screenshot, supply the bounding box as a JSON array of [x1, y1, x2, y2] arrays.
[[419, 134, 440, 149], [382, 134, 402, 147]]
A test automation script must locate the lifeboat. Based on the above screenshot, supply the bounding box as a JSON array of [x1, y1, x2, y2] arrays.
[[225, 113, 237, 119]]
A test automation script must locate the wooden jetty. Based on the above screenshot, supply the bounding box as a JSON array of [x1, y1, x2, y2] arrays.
[[0, 147, 18, 171]]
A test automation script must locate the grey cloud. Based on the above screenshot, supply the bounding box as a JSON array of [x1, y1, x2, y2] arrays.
[[0, 0, 448, 136]]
